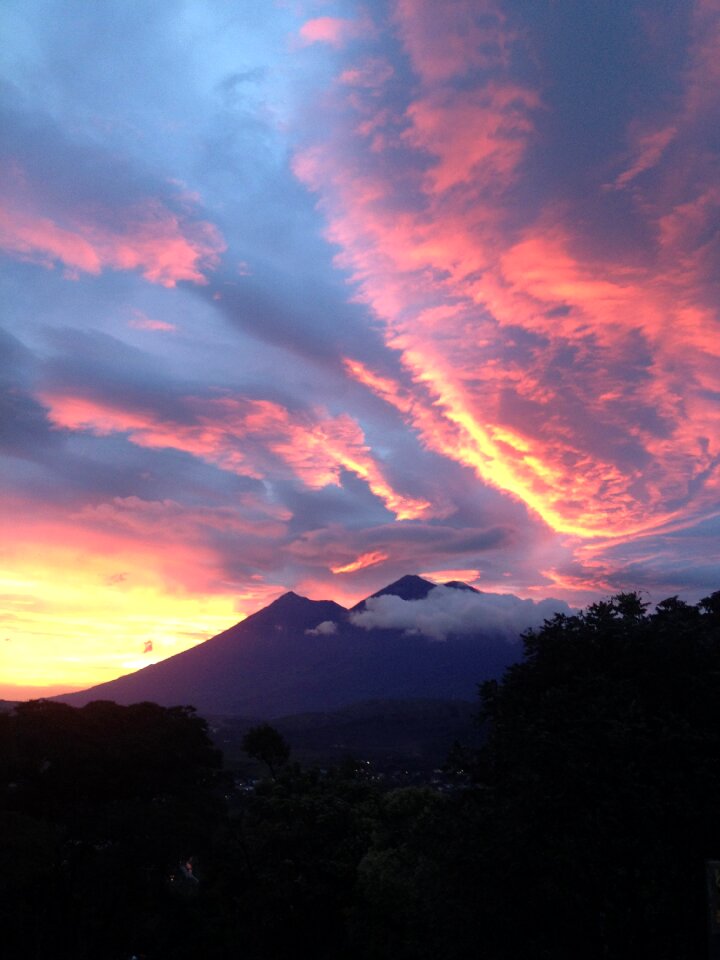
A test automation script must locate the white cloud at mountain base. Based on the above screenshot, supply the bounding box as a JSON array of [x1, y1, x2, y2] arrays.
[[350, 586, 573, 641]]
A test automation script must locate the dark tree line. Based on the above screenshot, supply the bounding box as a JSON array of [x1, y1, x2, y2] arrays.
[[2, 591, 719, 958], [1, 700, 223, 959]]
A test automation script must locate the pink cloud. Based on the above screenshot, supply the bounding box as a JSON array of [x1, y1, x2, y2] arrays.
[[393, 0, 513, 83], [0, 204, 102, 274], [0, 167, 225, 286], [40, 391, 432, 520], [684, 0, 720, 120], [0, 495, 234, 596], [299, 16, 367, 48], [331, 550, 389, 574], [294, 0, 720, 549], [75, 496, 289, 541], [404, 84, 540, 194], [128, 310, 177, 332], [339, 57, 394, 88], [611, 124, 677, 190]]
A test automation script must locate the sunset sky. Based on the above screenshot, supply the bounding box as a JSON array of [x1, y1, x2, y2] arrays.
[[1, 0, 719, 698]]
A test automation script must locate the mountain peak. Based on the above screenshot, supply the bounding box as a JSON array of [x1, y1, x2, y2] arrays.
[[52, 573, 563, 715], [378, 574, 436, 598], [249, 591, 347, 631], [351, 574, 436, 611], [268, 590, 309, 608], [443, 580, 480, 593]]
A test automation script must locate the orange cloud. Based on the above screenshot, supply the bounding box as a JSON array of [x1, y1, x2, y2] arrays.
[[421, 568, 481, 583], [331, 550, 389, 574], [296, 0, 720, 549], [41, 391, 431, 520]]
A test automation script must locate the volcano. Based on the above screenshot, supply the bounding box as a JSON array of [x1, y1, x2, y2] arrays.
[[56, 576, 569, 717]]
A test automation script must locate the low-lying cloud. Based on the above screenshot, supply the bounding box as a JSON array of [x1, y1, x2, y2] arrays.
[[350, 585, 573, 642], [305, 620, 338, 637]]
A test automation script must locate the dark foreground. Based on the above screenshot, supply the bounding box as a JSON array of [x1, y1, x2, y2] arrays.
[[2, 591, 719, 959]]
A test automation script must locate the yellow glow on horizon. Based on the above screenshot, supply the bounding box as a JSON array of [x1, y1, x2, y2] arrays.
[[0, 548, 247, 698]]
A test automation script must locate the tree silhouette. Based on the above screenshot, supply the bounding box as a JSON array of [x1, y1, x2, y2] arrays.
[[242, 723, 290, 778], [470, 590, 720, 959]]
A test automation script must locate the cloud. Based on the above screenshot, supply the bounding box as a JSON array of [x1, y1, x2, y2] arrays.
[[74, 496, 289, 542], [0, 97, 225, 287], [404, 84, 540, 194], [610, 124, 678, 190], [350, 585, 573, 641], [392, 0, 513, 83], [294, 0, 720, 552], [331, 550, 389, 574], [128, 310, 177, 332], [299, 17, 368, 48], [339, 58, 394, 89], [0, 190, 225, 287], [3, 0, 719, 697], [305, 620, 338, 636], [40, 389, 431, 519]]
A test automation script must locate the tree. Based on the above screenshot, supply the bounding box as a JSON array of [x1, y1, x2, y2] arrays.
[[469, 591, 720, 959], [241, 723, 290, 778], [1, 699, 224, 960]]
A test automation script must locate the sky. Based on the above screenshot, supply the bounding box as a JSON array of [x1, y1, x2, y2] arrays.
[[1, 0, 719, 698]]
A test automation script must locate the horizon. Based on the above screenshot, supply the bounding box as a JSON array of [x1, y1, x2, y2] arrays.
[[0, 572, 576, 700], [2, 0, 719, 697]]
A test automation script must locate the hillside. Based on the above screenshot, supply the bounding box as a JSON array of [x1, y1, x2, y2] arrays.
[[56, 576, 569, 716]]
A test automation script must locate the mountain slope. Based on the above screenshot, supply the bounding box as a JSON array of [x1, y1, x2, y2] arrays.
[[351, 574, 438, 610], [56, 577, 564, 717]]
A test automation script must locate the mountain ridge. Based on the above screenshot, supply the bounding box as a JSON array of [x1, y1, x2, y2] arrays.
[[55, 575, 570, 716]]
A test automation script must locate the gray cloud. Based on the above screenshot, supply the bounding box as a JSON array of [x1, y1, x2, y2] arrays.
[[350, 585, 573, 642], [305, 620, 338, 637]]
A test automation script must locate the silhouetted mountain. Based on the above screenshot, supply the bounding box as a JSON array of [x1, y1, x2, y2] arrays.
[[55, 576, 568, 717], [252, 591, 346, 628], [351, 574, 437, 610], [350, 574, 480, 611], [443, 580, 480, 593]]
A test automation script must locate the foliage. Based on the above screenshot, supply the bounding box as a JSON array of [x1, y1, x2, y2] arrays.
[[241, 722, 290, 777], [3, 592, 720, 958], [1, 699, 223, 960], [471, 590, 720, 959], [211, 763, 382, 959]]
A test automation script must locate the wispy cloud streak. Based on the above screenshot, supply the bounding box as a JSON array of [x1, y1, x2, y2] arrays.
[[296, 0, 720, 545], [40, 390, 430, 520]]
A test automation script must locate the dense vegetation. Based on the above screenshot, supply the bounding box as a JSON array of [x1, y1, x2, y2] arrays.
[[2, 592, 719, 958]]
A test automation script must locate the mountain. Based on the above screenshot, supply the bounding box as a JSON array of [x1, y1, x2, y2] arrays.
[[351, 574, 440, 610], [55, 575, 568, 717]]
